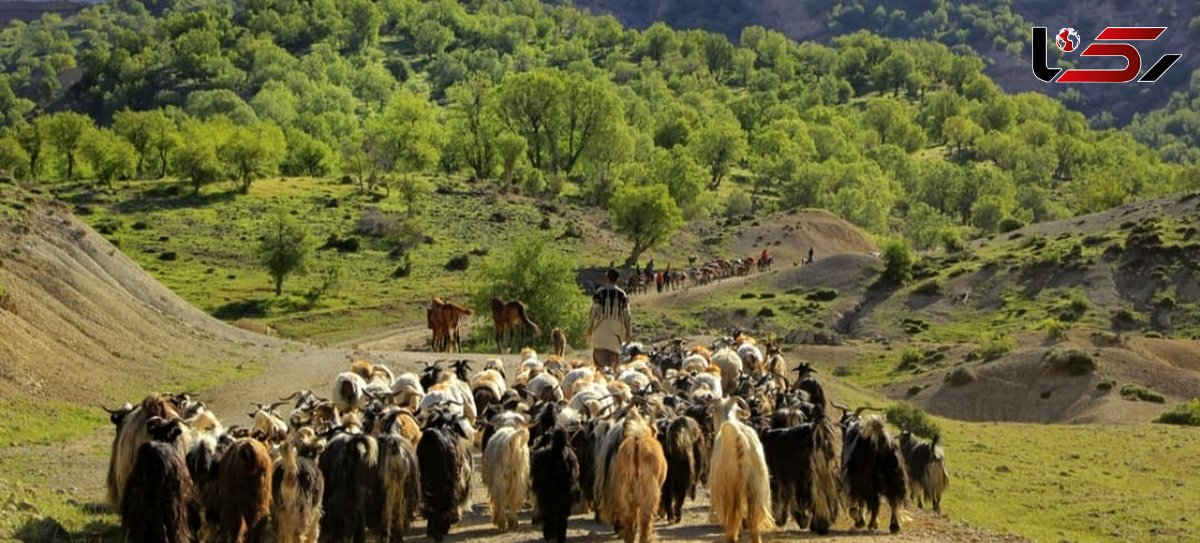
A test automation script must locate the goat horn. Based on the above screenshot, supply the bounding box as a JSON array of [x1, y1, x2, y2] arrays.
[[855, 405, 884, 416], [267, 400, 289, 413], [278, 391, 301, 402], [100, 405, 121, 414], [830, 402, 850, 415]]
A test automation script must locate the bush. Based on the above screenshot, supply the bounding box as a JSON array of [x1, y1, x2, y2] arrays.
[[881, 240, 914, 285], [833, 366, 852, 377], [1120, 384, 1166, 403], [1155, 398, 1200, 426], [997, 217, 1024, 233], [944, 367, 976, 386], [896, 346, 923, 371], [806, 288, 838, 302], [906, 385, 924, 398], [725, 188, 752, 219], [913, 280, 941, 296], [941, 228, 965, 253], [1044, 348, 1096, 376], [444, 254, 470, 272], [1044, 318, 1069, 341], [973, 332, 1015, 362], [303, 264, 342, 306], [472, 235, 589, 346], [886, 403, 941, 440], [1096, 379, 1116, 391]]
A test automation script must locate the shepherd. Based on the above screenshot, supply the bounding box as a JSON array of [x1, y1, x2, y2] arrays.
[[588, 268, 632, 371]]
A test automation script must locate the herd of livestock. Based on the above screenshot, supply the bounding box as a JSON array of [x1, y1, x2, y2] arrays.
[[626, 256, 776, 296], [103, 335, 949, 543]]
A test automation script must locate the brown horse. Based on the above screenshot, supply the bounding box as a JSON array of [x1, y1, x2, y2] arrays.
[[429, 298, 473, 352], [491, 297, 541, 353]]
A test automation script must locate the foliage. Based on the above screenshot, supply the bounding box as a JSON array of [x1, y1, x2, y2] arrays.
[[172, 118, 228, 193], [1120, 384, 1166, 404], [880, 239, 913, 285], [38, 112, 92, 179], [78, 128, 137, 188], [944, 367, 976, 386], [471, 235, 589, 345], [609, 182, 684, 266], [1154, 398, 1200, 426], [220, 122, 287, 193], [1043, 318, 1069, 342], [0, 136, 31, 179], [258, 211, 313, 296], [885, 402, 941, 441], [1044, 348, 1096, 376], [972, 332, 1015, 362]]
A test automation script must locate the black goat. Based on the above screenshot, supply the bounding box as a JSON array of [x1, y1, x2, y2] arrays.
[[530, 428, 580, 543], [841, 415, 908, 533], [375, 432, 421, 543], [759, 413, 840, 534], [659, 415, 705, 524], [185, 433, 234, 541], [319, 430, 380, 543], [417, 411, 473, 542], [899, 431, 949, 512], [122, 417, 194, 543]]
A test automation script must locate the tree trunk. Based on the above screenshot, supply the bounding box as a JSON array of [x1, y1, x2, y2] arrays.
[[624, 240, 647, 268], [274, 276, 283, 297], [66, 152, 75, 180], [708, 169, 722, 191]]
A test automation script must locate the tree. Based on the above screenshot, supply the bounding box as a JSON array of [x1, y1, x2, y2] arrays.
[[39, 112, 93, 179], [691, 110, 747, 190], [558, 76, 623, 174], [873, 50, 916, 95], [413, 20, 454, 57], [113, 109, 176, 177], [282, 129, 335, 177], [445, 74, 500, 180], [495, 131, 526, 192], [79, 128, 137, 188], [14, 122, 43, 178], [610, 182, 684, 266], [494, 69, 563, 172], [942, 115, 982, 161], [905, 202, 952, 250], [259, 212, 312, 297], [343, 0, 383, 52], [0, 136, 31, 179], [172, 118, 227, 194], [366, 88, 446, 187], [881, 239, 913, 285], [219, 122, 287, 193], [472, 235, 589, 345], [863, 98, 925, 152]]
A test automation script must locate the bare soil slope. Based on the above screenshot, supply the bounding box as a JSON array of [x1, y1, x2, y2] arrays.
[[0, 187, 279, 407]]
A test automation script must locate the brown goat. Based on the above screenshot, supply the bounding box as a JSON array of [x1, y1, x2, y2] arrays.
[[219, 438, 273, 543]]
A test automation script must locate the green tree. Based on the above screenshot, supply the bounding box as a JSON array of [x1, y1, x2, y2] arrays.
[[79, 128, 137, 188], [905, 202, 952, 250], [881, 239, 913, 285], [873, 50, 916, 95], [471, 235, 589, 345], [282, 129, 335, 177], [445, 74, 500, 180], [413, 20, 454, 57], [610, 182, 684, 266], [113, 109, 176, 177], [343, 0, 383, 52], [39, 112, 93, 179], [863, 98, 925, 152], [494, 69, 563, 172], [942, 115, 982, 161], [0, 136, 31, 179], [366, 88, 446, 188], [220, 122, 287, 193], [558, 76, 623, 174], [172, 118, 229, 194], [691, 110, 747, 190], [259, 211, 312, 297], [14, 122, 43, 178], [495, 131, 526, 192]]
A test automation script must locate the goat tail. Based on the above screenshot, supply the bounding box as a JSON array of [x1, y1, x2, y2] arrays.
[[928, 453, 950, 493], [352, 434, 379, 469], [809, 416, 842, 528]]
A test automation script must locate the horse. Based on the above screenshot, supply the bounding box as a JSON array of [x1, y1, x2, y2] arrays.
[[430, 298, 473, 353], [757, 255, 773, 273], [491, 298, 541, 353]]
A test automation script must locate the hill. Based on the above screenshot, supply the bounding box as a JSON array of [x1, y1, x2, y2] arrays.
[[573, 0, 1200, 125]]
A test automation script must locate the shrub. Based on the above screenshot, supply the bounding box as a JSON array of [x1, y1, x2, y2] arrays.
[[725, 188, 752, 218], [1044, 348, 1096, 376], [998, 217, 1024, 233], [896, 346, 923, 371], [1096, 379, 1116, 391], [756, 307, 775, 317], [444, 254, 470, 272], [913, 280, 941, 296], [1120, 384, 1166, 403], [973, 332, 1015, 362], [906, 385, 924, 398], [740, 292, 758, 299], [833, 366, 852, 377], [886, 403, 941, 440], [941, 228, 965, 253], [472, 235, 589, 345], [881, 239, 914, 285], [944, 367, 976, 386], [1044, 318, 1069, 341], [303, 264, 342, 306], [806, 288, 838, 302], [1155, 398, 1200, 426]]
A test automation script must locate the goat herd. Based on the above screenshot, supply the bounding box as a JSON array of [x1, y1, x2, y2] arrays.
[[103, 335, 949, 543]]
